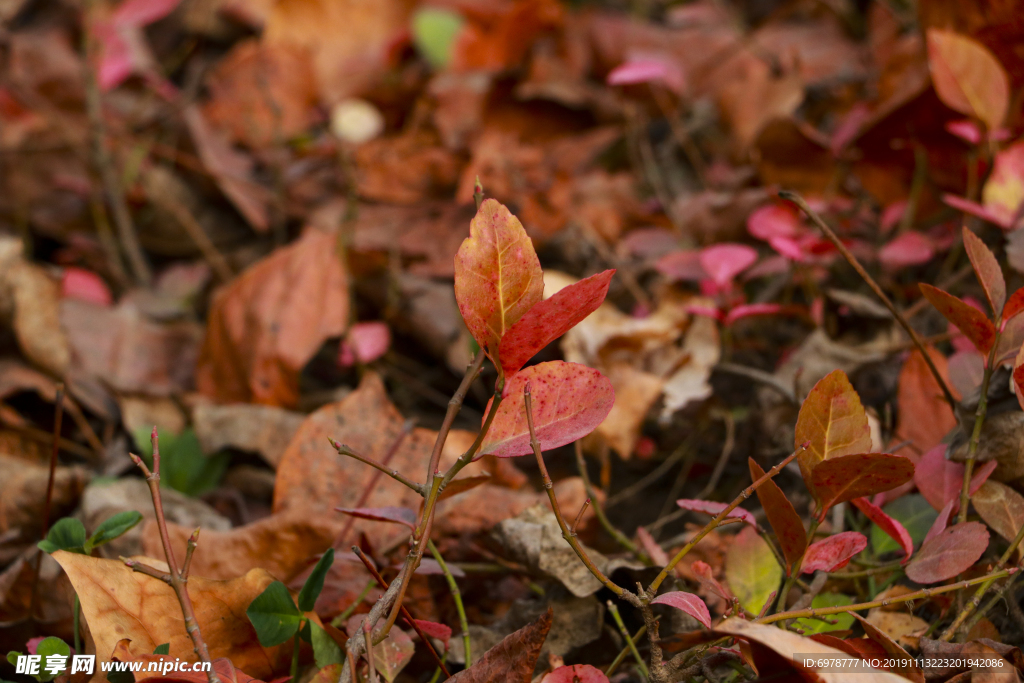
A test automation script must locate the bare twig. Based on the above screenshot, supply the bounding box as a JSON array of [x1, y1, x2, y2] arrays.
[[126, 429, 218, 683], [29, 385, 64, 620], [957, 332, 1001, 525], [696, 411, 736, 500], [779, 190, 956, 410], [571, 499, 591, 536], [575, 443, 650, 563], [330, 435, 422, 496]]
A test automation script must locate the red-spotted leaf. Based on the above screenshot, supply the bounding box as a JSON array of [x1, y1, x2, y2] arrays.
[[801, 532, 867, 574], [497, 270, 614, 377], [479, 361, 614, 458], [454, 199, 543, 355], [412, 619, 452, 649], [750, 458, 806, 576], [852, 497, 914, 563], [926, 29, 1009, 132], [676, 499, 756, 527], [919, 284, 996, 355], [335, 506, 416, 529], [1004, 289, 1024, 323], [794, 370, 872, 496], [962, 228, 1006, 316], [905, 521, 989, 584], [810, 453, 915, 517], [541, 664, 609, 683], [971, 480, 1024, 545], [650, 591, 712, 629], [699, 244, 757, 287], [923, 499, 955, 545], [691, 561, 731, 601]]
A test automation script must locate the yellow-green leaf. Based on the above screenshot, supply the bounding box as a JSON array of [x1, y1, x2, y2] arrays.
[[794, 370, 871, 495]]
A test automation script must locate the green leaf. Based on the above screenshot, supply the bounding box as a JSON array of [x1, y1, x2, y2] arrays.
[[35, 637, 70, 682], [246, 581, 302, 647], [298, 549, 334, 612], [132, 428, 229, 497], [795, 593, 854, 634], [724, 526, 782, 616], [106, 669, 134, 683], [871, 495, 937, 556], [310, 623, 343, 669], [38, 518, 87, 554], [86, 511, 143, 552], [153, 644, 170, 655], [7, 652, 23, 668], [411, 8, 464, 70]]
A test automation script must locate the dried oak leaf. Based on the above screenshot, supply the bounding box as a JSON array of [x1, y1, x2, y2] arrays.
[[448, 608, 552, 683], [53, 551, 292, 680], [196, 228, 349, 407]]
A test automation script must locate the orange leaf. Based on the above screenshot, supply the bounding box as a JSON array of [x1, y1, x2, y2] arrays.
[[962, 227, 1006, 316], [927, 29, 1009, 131], [479, 361, 614, 458], [793, 370, 871, 496], [894, 348, 956, 456], [749, 458, 806, 576], [919, 284, 996, 354], [810, 453, 915, 517], [454, 199, 544, 357]]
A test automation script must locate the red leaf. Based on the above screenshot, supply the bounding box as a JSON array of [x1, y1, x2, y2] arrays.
[[852, 497, 913, 563], [479, 361, 614, 458], [905, 522, 989, 584], [497, 270, 614, 377], [894, 348, 956, 457], [750, 458, 806, 576], [339, 321, 391, 366], [699, 244, 757, 287], [747, 204, 802, 241], [335, 506, 416, 529], [62, 267, 113, 306], [943, 194, 1011, 229], [691, 561, 731, 602], [962, 227, 1006, 316], [919, 284, 996, 355], [654, 250, 705, 282], [923, 499, 955, 545], [541, 664, 609, 683], [636, 527, 669, 566], [810, 453, 915, 516], [1003, 288, 1024, 322], [606, 56, 683, 93], [1015, 345, 1024, 411], [926, 29, 1009, 132], [454, 199, 544, 356], [448, 609, 551, 683], [723, 303, 782, 325], [878, 232, 934, 269], [411, 619, 452, 648], [914, 444, 998, 511], [801, 532, 868, 574], [676, 499, 756, 527], [650, 591, 712, 629]]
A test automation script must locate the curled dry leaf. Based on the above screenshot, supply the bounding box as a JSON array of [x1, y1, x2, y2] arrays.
[[919, 284, 996, 355], [962, 227, 1006, 316], [801, 531, 868, 574], [1, 256, 70, 377], [852, 497, 914, 563], [749, 458, 806, 575], [479, 361, 614, 458], [905, 522, 989, 584], [53, 551, 292, 680], [810, 453, 915, 516], [926, 29, 1009, 132], [650, 591, 712, 629], [196, 228, 349, 407], [447, 608, 552, 683], [497, 269, 614, 378], [971, 480, 1024, 545], [794, 369, 872, 496], [454, 198, 544, 356]]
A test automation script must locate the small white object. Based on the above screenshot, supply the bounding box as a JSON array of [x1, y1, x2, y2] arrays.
[[330, 98, 384, 145]]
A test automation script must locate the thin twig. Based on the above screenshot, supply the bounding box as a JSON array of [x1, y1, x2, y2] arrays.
[[428, 540, 471, 669], [957, 332, 1000, 525], [696, 411, 736, 500], [150, 189, 234, 283], [364, 622, 378, 683], [30, 385, 64, 620], [575, 443, 650, 563], [606, 440, 691, 508], [779, 191, 956, 410], [608, 600, 649, 679], [714, 363, 797, 404], [330, 437, 422, 495], [606, 622, 651, 676], [571, 499, 591, 536]]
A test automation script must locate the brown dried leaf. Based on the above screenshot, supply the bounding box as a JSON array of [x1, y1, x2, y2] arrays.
[[3, 259, 70, 377], [0, 454, 90, 538], [196, 228, 349, 407], [192, 402, 304, 468], [895, 348, 956, 457], [971, 480, 1024, 545], [448, 608, 553, 683]]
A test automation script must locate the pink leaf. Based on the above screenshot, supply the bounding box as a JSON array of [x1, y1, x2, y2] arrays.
[[946, 119, 983, 145], [923, 498, 955, 545], [914, 445, 998, 512], [691, 561, 732, 602], [335, 506, 416, 529], [880, 201, 908, 234], [479, 361, 614, 458], [607, 56, 684, 93], [62, 267, 113, 306], [905, 522, 989, 584], [636, 526, 669, 566], [411, 619, 452, 648], [747, 204, 802, 241], [655, 249, 705, 282], [878, 232, 934, 269], [768, 235, 806, 261], [650, 591, 713, 629], [800, 531, 868, 574], [685, 303, 724, 321], [541, 664, 610, 683], [339, 321, 391, 366], [943, 194, 1012, 229], [920, 284, 996, 354], [699, 244, 758, 288], [498, 270, 614, 377], [676, 499, 756, 527], [723, 303, 782, 325], [851, 497, 913, 564]]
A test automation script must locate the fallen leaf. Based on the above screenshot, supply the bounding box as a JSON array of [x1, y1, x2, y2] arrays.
[[480, 361, 614, 458], [659, 314, 720, 419], [196, 227, 349, 407], [353, 132, 462, 204], [447, 608, 552, 683], [110, 640, 265, 683], [852, 497, 914, 563], [676, 499, 756, 527], [801, 532, 868, 574], [895, 348, 956, 457], [852, 612, 925, 682], [879, 232, 935, 269], [725, 526, 781, 616], [497, 270, 614, 378], [749, 458, 806, 575], [962, 228, 1006, 316], [971, 480, 1024, 545], [336, 506, 417, 530], [53, 551, 292, 679], [345, 616, 414, 682], [191, 403, 304, 468], [454, 199, 544, 356], [339, 321, 391, 366], [0, 454, 90, 540], [794, 369, 872, 496], [594, 363, 663, 458], [926, 29, 1009, 132], [540, 664, 609, 683], [699, 244, 758, 288], [1, 256, 70, 377], [810, 453, 916, 515], [919, 284, 996, 355], [650, 591, 712, 629], [905, 521, 989, 584]]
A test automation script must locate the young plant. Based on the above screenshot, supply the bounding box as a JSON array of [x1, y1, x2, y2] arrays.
[[6, 637, 71, 683]]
